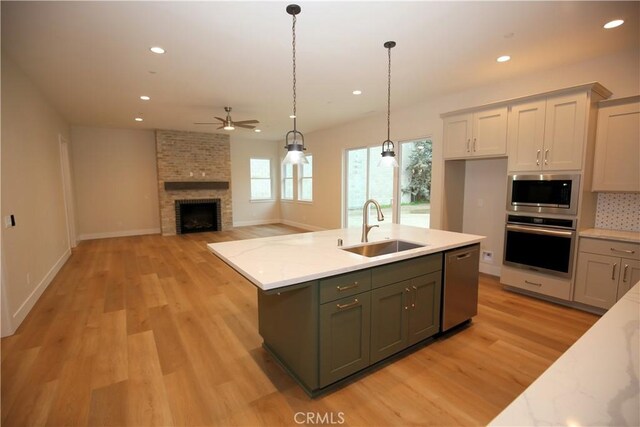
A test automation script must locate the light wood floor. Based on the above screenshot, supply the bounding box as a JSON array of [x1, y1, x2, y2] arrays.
[[2, 224, 599, 426]]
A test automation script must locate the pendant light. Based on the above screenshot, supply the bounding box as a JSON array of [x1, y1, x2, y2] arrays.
[[282, 4, 308, 166], [379, 41, 398, 168]]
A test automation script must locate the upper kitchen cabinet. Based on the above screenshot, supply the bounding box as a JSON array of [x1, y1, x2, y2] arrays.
[[443, 106, 508, 159], [592, 96, 640, 192], [508, 92, 587, 172]]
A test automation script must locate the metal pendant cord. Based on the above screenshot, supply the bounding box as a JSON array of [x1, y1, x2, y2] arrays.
[[292, 14, 297, 131], [387, 45, 391, 141]]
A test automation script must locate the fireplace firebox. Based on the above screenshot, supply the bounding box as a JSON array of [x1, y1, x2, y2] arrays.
[[175, 199, 221, 234]]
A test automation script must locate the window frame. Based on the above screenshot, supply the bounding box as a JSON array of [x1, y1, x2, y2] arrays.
[[249, 157, 273, 201], [298, 153, 313, 202], [281, 162, 294, 201]]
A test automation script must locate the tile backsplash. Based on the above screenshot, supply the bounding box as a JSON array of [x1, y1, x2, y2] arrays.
[[595, 193, 640, 231]]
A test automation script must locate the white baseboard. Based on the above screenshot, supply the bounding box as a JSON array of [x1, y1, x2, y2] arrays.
[[233, 219, 280, 227], [280, 219, 326, 232], [479, 262, 501, 277], [78, 228, 161, 241], [10, 248, 71, 333]]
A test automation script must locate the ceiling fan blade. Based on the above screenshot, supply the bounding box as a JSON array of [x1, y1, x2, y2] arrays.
[[234, 120, 259, 125], [217, 125, 225, 130], [235, 124, 256, 129], [214, 117, 226, 122], [194, 122, 218, 125]]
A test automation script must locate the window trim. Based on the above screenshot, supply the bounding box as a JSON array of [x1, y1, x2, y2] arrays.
[[281, 162, 294, 201], [298, 153, 313, 202], [249, 157, 274, 201]]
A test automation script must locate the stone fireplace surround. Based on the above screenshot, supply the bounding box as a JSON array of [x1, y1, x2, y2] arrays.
[[156, 129, 233, 235]]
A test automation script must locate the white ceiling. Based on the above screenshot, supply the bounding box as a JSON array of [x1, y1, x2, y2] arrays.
[[2, 1, 639, 141]]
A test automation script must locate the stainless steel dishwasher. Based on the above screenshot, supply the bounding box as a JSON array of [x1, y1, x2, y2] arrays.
[[441, 244, 480, 332]]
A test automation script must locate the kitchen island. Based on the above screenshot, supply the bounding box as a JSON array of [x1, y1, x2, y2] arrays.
[[208, 224, 484, 395]]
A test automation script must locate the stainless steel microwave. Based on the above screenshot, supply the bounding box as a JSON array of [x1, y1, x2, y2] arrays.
[[507, 174, 580, 216]]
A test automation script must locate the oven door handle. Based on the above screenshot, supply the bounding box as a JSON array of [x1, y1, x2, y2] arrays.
[[506, 223, 574, 237]]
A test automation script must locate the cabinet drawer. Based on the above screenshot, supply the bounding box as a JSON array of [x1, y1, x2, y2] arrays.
[[372, 253, 442, 289], [579, 238, 640, 259], [500, 265, 571, 300], [319, 270, 371, 304]]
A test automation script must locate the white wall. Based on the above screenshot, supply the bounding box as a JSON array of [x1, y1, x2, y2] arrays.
[[1, 52, 71, 335], [71, 126, 160, 240], [230, 136, 281, 226], [462, 158, 509, 276], [281, 48, 640, 236]]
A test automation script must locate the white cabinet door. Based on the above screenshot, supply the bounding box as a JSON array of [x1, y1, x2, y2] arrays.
[[473, 106, 508, 157], [574, 252, 619, 309], [507, 100, 546, 172], [443, 113, 472, 159], [592, 100, 640, 192], [543, 93, 587, 171], [617, 258, 640, 300]]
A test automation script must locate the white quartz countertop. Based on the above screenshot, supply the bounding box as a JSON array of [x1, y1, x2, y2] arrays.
[[489, 282, 640, 427], [207, 224, 484, 290], [580, 228, 640, 243]]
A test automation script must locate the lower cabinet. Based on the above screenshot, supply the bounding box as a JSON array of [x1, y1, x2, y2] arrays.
[[319, 292, 371, 388], [259, 253, 444, 394], [370, 272, 441, 364], [574, 237, 640, 310]]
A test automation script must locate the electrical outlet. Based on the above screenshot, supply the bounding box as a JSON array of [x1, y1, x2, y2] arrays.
[[482, 250, 493, 262]]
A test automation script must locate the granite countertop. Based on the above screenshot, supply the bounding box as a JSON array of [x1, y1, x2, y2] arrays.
[[580, 228, 640, 243], [489, 281, 640, 426], [207, 224, 484, 290]]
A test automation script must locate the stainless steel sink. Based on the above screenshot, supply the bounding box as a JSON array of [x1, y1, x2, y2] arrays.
[[342, 239, 425, 257]]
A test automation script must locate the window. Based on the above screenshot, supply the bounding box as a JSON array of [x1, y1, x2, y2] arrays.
[[282, 163, 293, 200], [250, 158, 272, 200], [398, 139, 432, 227], [298, 154, 313, 201]]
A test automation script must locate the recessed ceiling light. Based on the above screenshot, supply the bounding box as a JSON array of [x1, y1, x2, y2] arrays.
[[603, 19, 624, 29], [134, 117, 143, 122], [140, 95, 150, 101], [289, 115, 296, 119], [149, 46, 165, 54], [496, 55, 511, 63], [352, 90, 362, 95], [254, 129, 262, 133]]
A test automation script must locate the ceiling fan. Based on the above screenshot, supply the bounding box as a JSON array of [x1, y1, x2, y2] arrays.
[[194, 106, 259, 130]]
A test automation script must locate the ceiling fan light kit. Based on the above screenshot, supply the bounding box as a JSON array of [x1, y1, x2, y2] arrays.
[[282, 4, 308, 166], [379, 40, 399, 168], [194, 106, 259, 131]]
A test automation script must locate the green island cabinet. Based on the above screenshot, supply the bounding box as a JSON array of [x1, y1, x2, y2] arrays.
[[258, 252, 442, 395]]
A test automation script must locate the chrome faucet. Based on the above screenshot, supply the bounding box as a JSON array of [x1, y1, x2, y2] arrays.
[[361, 199, 385, 243]]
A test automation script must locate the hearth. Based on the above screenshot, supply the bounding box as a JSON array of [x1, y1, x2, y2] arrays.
[[175, 199, 221, 234]]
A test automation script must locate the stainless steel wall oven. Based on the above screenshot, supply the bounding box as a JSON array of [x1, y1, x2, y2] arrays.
[[504, 215, 577, 278]]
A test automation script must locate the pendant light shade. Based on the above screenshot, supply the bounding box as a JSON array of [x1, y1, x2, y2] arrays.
[[379, 41, 398, 168], [282, 4, 307, 166]]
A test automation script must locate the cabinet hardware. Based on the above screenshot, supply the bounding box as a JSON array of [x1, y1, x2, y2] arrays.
[[466, 138, 470, 153], [411, 285, 417, 308], [506, 223, 573, 237], [536, 150, 541, 166], [404, 287, 411, 310], [336, 299, 359, 310], [623, 264, 629, 282], [611, 263, 617, 280], [544, 149, 549, 165], [456, 252, 472, 260], [473, 137, 477, 152], [336, 282, 359, 292], [610, 247, 635, 254], [524, 280, 542, 287]]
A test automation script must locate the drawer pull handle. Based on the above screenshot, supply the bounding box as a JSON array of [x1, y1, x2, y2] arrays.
[[544, 149, 549, 165], [623, 264, 629, 283], [611, 263, 617, 280], [473, 137, 477, 152], [525, 280, 542, 287], [336, 299, 359, 310], [536, 150, 541, 166], [610, 248, 635, 254], [412, 285, 417, 308], [466, 138, 470, 153], [336, 282, 358, 292]]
